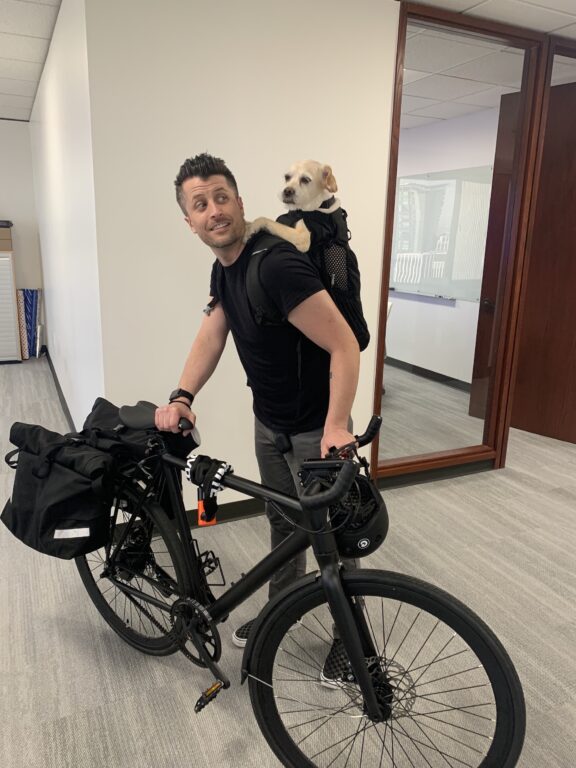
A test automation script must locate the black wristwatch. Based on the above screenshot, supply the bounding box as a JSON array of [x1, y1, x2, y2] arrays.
[[169, 388, 194, 405]]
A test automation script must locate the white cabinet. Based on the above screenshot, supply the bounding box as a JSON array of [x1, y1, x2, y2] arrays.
[[0, 252, 21, 361]]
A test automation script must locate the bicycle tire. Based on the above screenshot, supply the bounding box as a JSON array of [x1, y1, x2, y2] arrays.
[[248, 569, 525, 768], [76, 485, 191, 655]]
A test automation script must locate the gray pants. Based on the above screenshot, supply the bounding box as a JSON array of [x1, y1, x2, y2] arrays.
[[254, 417, 356, 599]]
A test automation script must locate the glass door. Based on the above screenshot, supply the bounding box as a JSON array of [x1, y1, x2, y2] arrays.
[[373, 10, 542, 476]]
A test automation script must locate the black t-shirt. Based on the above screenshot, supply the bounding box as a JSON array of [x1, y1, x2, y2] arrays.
[[210, 238, 330, 434]]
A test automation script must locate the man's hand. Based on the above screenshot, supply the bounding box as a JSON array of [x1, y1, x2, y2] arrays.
[[155, 402, 196, 435], [321, 426, 356, 458]]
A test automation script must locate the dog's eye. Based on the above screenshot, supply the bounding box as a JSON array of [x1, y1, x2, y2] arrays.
[[301, 176, 311, 185], [284, 174, 291, 182]]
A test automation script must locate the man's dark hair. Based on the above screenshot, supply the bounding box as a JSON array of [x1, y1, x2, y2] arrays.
[[174, 152, 239, 214]]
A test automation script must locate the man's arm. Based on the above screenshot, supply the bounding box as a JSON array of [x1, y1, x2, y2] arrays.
[[287, 290, 360, 457], [155, 302, 229, 433]]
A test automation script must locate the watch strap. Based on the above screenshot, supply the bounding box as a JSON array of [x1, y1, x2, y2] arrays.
[[169, 388, 195, 404]]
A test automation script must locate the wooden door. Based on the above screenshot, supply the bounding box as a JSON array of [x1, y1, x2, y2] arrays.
[[511, 81, 576, 442]]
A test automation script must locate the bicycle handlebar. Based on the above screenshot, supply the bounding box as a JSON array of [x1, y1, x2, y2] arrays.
[[120, 404, 381, 511], [355, 415, 382, 449], [299, 460, 358, 512]]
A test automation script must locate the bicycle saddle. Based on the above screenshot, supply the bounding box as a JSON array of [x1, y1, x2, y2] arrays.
[[119, 400, 201, 447]]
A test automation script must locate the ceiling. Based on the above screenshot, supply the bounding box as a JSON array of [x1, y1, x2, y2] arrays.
[[1, 0, 576, 124]]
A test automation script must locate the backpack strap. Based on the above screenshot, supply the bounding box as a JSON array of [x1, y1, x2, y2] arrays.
[[245, 233, 288, 325]]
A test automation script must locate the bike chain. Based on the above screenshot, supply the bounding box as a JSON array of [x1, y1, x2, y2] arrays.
[[122, 587, 200, 665]]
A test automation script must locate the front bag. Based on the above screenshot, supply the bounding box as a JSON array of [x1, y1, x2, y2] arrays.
[[1, 423, 113, 559]]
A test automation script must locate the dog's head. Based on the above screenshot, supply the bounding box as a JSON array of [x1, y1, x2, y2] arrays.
[[279, 160, 338, 212]]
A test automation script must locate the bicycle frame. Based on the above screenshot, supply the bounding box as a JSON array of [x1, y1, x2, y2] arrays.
[[162, 451, 384, 719]]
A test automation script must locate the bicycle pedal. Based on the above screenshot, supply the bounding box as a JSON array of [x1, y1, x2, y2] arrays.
[[194, 680, 225, 713]]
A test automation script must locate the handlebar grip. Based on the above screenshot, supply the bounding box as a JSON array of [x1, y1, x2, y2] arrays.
[[178, 417, 194, 432], [300, 460, 358, 511], [355, 415, 382, 449], [177, 418, 202, 448]]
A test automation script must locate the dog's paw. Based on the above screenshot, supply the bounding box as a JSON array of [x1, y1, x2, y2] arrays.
[[292, 219, 311, 252]]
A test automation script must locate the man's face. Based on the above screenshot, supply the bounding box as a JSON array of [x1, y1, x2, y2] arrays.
[[181, 175, 245, 252]]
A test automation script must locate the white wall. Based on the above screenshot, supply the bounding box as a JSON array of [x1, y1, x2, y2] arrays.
[[76, 0, 399, 500], [0, 120, 42, 289], [387, 109, 500, 381], [29, 0, 104, 425]]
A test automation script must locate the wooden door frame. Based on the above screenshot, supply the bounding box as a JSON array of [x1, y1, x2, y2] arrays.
[[371, 1, 546, 479], [498, 35, 576, 463]]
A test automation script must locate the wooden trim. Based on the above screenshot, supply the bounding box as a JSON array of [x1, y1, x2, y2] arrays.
[[377, 445, 496, 478], [479, 41, 547, 466], [372, 2, 546, 479], [370, 2, 408, 473], [494, 38, 553, 466]]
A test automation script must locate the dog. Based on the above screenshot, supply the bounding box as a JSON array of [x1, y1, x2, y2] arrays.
[[244, 160, 341, 252]]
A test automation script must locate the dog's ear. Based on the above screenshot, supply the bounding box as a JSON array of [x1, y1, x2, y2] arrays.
[[322, 165, 338, 193]]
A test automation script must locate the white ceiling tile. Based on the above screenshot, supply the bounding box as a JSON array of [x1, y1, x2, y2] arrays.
[[520, 0, 576, 15], [0, 75, 36, 96], [400, 114, 444, 130], [0, 0, 58, 38], [15, 0, 61, 5], [0, 104, 30, 119], [403, 69, 430, 85], [465, 0, 576, 33], [411, 101, 486, 119], [0, 57, 42, 80], [0, 31, 49, 61], [403, 73, 493, 100], [401, 94, 441, 112], [0, 91, 33, 106], [554, 23, 576, 39], [409, 0, 482, 11], [551, 56, 576, 85], [420, 28, 511, 52], [444, 50, 525, 87], [405, 31, 500, 74], [453, 84, 519, 107]]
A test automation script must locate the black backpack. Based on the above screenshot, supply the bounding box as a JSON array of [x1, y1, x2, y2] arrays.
[[215, 208, 370, 350]]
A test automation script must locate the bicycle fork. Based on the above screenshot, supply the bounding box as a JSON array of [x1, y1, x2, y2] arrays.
[[315, 550, 385, 722]]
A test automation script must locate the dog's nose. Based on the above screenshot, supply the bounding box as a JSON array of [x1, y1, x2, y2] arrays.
[[283, 187, 295, 198]]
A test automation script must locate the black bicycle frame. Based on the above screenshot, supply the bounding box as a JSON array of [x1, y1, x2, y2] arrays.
[[162, 453, 384, 718]]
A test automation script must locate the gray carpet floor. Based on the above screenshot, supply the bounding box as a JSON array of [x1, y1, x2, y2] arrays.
[[1, 357, 575, 766]]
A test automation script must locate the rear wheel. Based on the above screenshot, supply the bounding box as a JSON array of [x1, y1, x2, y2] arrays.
[[76, 485, 190, 655], [248, 570, 525, 767]]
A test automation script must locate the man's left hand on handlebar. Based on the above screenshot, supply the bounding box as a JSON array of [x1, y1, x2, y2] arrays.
[[155, 402, 196, 435], [321, 426, 357, 459]]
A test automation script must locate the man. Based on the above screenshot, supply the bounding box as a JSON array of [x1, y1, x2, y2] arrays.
[[155, 153, 359, 670]]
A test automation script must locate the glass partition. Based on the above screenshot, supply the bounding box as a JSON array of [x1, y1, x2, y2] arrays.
[[379, 20, 528, 462]]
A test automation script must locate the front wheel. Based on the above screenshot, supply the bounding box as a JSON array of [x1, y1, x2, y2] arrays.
[[248, 570, 525, 768]]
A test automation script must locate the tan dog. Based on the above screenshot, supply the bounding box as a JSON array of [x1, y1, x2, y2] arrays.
[[244, 160, 340, 252]]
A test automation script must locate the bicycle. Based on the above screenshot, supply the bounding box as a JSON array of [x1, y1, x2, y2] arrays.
[[76, 401, 526, 767]]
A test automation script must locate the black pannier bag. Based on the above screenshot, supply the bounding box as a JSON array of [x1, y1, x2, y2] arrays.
[[1, 423, 114, 559], [2, 397, 195, 558]]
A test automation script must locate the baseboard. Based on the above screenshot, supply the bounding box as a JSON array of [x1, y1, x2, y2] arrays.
[[45, 350, 75, 431], [385, 357, 471, 393]]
